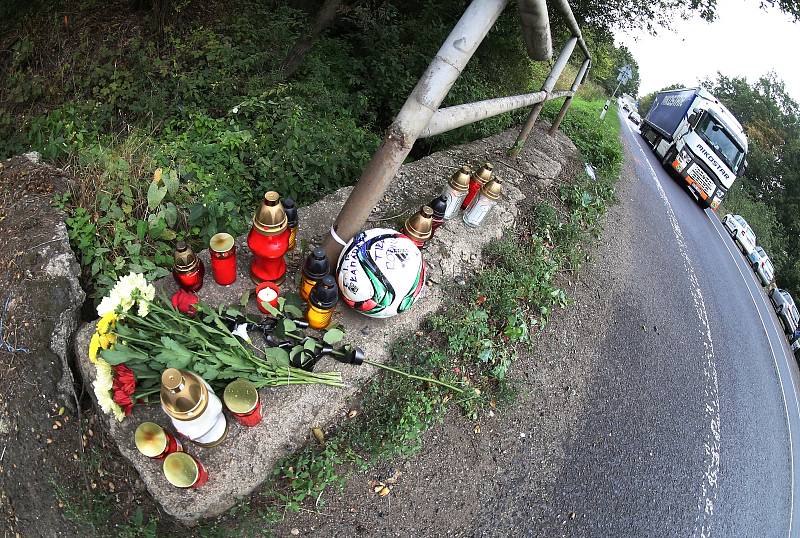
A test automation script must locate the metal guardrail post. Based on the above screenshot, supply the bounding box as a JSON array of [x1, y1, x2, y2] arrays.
[[548, 58, 591, 135], [508, 36, 577, 157], [321, 0, 510, 262]]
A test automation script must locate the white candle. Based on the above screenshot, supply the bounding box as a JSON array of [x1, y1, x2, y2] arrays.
[[258, 286, 277, 303]]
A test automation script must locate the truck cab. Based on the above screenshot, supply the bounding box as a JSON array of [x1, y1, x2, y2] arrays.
[[640, 88, 748, 210]]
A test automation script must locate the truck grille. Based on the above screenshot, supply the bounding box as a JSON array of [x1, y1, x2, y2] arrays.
[[688, 163, 715, 196]]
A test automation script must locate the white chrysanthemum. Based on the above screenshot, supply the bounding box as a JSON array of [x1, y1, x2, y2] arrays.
[[93, 359, 125, 422], [96, 272, 156, 318]]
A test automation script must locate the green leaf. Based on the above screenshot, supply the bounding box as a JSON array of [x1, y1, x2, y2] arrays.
[[262, 302, 281, 316], [99, 346, 143, 365], [147, 181, 167, 209], [166, 354, 192, 369], [322, 329, 344, 345], [264, 347, 290, 366], [215, 352, 248, 368], [204, 367, 219, 380], [284, 293, 305, 309], [164, 169, 180, 195], [240, 290, 251, 308], [303, 338, 317, 351], [283, 319, 297, 333], [225, 307, 242, 318], [284, 305, 304, 319], [163, 202, 178, 227], [289, 345, 303, 362], [277, 297, 286, 310]]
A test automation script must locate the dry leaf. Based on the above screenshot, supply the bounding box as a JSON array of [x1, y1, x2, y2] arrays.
[[372, 483, 385, 494], [153, 168, 163, 183], [347, 409, 358, 419], [311, 427, 325, 445], [385, 469, 402, 484], [378, 486, 391, 497], [474, 424, 481, 434]]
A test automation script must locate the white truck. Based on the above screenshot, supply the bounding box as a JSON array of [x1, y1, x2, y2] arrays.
[[639, 87, 748, 210]]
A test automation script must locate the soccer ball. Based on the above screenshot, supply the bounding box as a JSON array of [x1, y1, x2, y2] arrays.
[[336, 228, 425, 318]]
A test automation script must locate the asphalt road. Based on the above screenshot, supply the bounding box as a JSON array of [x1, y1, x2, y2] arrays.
[[534, 110, 800, 537]]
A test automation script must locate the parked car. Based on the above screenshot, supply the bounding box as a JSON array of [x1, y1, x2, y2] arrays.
[[622, 102, 631, 112], [747, 246, 775, 286], [722, 213, 757, 257], [790, 330, 800, 359], [769, 288, 800, 335], [628, 111, 641, 125]]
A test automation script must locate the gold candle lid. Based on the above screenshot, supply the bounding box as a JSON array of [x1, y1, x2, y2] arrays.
[[135, 422, 168, 457], [223, 378, 258, 414], [448, 165, 472, 192], [252, 191, 288, 236], [163, 452, 199, 488], [403, 206, 433, 243], [480, 179, 503, 201], [160, 369, 209, 421], [209, 233, 235, 253], [474, 162, 494, 185], [173, 242, 199, 272]]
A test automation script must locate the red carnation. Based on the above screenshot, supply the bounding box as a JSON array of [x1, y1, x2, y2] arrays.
[[112, 364, 136, 416], [171, 289, 199, 316]]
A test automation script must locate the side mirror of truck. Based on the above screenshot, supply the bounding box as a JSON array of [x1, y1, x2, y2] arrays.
[[688, 112, 698, 126]]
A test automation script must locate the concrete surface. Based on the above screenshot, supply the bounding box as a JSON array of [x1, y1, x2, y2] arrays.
[[73, 124, 579, 524]]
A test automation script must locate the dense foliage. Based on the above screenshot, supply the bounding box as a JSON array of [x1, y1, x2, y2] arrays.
[[701, 73, 800, 296], [0, 0, 626, 301]]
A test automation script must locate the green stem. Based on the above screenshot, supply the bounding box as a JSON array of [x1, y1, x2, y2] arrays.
[[363, 359, 464, 394]]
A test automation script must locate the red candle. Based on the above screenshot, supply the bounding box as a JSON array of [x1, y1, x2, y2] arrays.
[[134, 422, 183, 460], [255, 281, 280, 314], [172, 242, 204, 292], [209, 233, 237, 285], [248, 192, 290, 283], [163, 452, 209, 489], [461, 178, 483, 209], [224, 379, 262, 427]]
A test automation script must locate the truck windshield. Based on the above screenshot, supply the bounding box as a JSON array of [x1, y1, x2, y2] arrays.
[[696, 114, 745, 173]]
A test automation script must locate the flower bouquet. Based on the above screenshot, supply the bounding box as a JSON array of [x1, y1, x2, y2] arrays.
[[88, 272, 343, 421]]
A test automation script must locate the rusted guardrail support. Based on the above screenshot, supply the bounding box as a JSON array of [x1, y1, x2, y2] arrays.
[[508, 36, 577, 157], [321, 0, 591, 261], [321, 0, 510, 262], [548, 58, 591, 135]]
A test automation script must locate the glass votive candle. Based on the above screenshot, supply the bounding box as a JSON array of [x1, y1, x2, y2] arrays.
[[163, 452, 208, 489], [134, 422, 183, 460], [209, 233, 237, 285]]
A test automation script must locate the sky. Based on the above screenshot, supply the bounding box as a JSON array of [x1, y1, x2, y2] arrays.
[[613, 1, 800, 102]]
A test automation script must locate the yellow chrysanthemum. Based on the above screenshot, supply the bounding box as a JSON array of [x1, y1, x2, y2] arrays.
[[97, 313, 117, 335], [89, 333, 101, 364], [98, 333, 116, 349]]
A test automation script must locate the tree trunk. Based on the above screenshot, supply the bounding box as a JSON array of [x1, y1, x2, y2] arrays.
[[280, 0, 343, 80]]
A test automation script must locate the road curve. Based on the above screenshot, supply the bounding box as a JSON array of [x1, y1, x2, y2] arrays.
[[540, 109, 800, 536]]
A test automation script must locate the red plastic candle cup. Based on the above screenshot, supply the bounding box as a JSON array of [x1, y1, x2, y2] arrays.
[[255, 281, 280, 314], [163, 452, 209, 489], [224, 379, 262, 427], [248, 191, 290, 283], [461, 178, 482, 209], [209, 233, 237, 286], [135, 422, 183, 460]]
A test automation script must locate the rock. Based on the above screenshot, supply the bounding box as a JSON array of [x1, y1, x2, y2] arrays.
[[0, 155, 85, 534], [72, 121, 580, 524]]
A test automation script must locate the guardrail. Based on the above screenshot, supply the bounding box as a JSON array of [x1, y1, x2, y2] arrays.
[[322, 0, 592, 260]]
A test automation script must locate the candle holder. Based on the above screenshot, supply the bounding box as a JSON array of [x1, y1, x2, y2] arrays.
[[172, 242, 205, 292], [283, 197, 299, 252], [463, 179, 503, 228], [134, 422, 183, 460], [209, 233, 237, 286], [248, 191, 290, 283], [402, 206, 433, 248], [163, 452, 209, 489], [255, 281, 281, 314], [306, 275, 338, 330], [441, 165, 472, 219], [461, 162, 494, 209], [223, 378, 262, 427]]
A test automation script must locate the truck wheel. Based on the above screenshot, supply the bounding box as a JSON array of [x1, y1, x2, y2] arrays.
[[699, 198, 711, 210]]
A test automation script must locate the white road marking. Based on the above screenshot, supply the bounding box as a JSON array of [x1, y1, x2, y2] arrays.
[[621, 117, 720, 538], [706, 213, 796, 538]]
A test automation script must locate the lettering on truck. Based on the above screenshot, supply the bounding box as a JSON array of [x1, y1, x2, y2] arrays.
[[695, 143, 731, 182], [661, 95, 688, 107]]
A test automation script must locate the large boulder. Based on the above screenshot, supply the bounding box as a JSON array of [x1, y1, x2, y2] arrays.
[[0, 153, 86, 535]]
